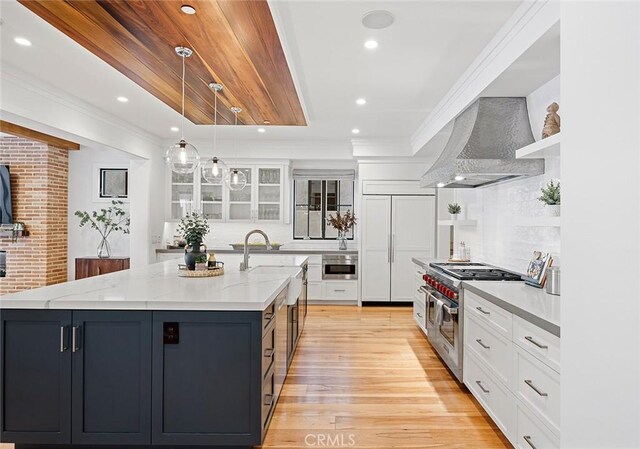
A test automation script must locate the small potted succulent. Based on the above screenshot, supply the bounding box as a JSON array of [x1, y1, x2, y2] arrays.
[[177, 211, 210, 270], [538, 180, 561, 216], [194, 253, 209, 271], [448, 203, 462, 220]]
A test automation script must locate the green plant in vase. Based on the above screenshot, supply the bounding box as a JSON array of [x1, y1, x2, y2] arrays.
[[177, 212, 210, 270], [448, 203, 462, 220], [75, 200, 130, 258], [538, 180, 561, 217]]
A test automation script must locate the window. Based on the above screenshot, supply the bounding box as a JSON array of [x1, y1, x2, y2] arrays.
[[294, 180, 354, 239]]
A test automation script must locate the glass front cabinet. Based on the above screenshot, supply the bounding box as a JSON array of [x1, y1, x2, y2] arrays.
[[168, 163, 286, 223]]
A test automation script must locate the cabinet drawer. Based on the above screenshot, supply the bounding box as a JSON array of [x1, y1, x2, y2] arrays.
[[464, 351, 513, 440], [513, 316, 560, 373], [514, 347, 560, 435], [308, 264, 322, 282], [263, 302, 276, 332], [262, 326, 275, 379], [307, 281, 323, 299], [262, 372, 276, 429], [413, 297, 426, 330], [515, 400, 560, 449], [465, 291, 513, 339], [465, 313, 512, 387], [324, 281, 357, 300]]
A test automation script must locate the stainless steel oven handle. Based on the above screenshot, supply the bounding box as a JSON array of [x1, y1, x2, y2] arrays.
[[443, 303, 458, 315], [419, 286, 428, 294]]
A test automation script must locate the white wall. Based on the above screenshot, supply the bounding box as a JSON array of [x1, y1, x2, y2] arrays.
[[67, 146, 140, 279], [447, 75, 561, 273], [562, 3, 640, 448]]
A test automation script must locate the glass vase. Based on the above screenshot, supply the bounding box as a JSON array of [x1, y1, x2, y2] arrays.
[[97, 237, 111, 259], [338, 231, 348, 251]]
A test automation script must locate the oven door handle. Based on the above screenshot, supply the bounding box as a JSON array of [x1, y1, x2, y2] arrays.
[[443, 303, 458, 315], [419, 286, 429, 294]]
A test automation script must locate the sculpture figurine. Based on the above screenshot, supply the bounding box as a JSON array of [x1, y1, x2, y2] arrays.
[[542, 102, 561, 139]]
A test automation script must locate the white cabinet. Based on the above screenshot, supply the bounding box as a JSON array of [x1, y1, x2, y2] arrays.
[[167, 164, 285, 223], [463, 292, 561, 447], [361, 195, 435, 302], [306, 254, 357, 302]]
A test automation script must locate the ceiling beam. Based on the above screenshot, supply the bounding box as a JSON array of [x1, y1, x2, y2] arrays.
[[0, 120, 80, 150]]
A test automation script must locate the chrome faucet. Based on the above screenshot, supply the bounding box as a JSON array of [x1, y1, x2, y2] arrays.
[[240, 229, 272, 271]]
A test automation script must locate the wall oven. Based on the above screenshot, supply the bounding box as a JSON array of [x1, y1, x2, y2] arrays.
[[322, 255, 358, 280]]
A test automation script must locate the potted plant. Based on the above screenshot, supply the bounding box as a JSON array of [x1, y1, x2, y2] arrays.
[[538, 180, 561, 216], [194, 253, 209, 271], [448, 203, 462, 220], [75, 200, 130, 258], [327, 210, 357, 250], [177, 211, 210, 270]]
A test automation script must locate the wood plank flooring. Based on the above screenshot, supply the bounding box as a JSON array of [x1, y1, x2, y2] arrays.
[[260, 305, 511, 449], [0, 305, 510, 449]]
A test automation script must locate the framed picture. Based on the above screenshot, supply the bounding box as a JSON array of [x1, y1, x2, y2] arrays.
[[99, 168, 128, 199]]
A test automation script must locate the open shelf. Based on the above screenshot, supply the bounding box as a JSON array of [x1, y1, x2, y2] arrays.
[[438, 219, 477, 227], [516, 133, 561, 159], [513, 217, 561, 227]]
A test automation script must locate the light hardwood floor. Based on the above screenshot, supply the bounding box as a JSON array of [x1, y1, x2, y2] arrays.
[[0, 305, 510, 449], [260, 305, 511, 449]]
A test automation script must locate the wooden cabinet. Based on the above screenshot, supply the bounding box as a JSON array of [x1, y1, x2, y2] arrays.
[[361, 195, 435, 302], [75, 257, 130, 280]]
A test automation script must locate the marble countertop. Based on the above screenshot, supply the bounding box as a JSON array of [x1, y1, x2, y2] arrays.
[[0, 254, 309, 312], [412, 257, 439, 270], [462, 281, 561, 337], [157, 247, 358, 255]]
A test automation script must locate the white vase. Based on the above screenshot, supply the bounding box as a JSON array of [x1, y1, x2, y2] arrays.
[[451, 214, 459, 221], [545, 205, 561, 217]]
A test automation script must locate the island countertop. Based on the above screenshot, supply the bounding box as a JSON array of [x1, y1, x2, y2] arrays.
[[0, 254, 308, 311]]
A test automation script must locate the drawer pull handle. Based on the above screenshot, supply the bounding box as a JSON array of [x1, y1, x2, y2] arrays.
[[264, 393, 274, 406], [475, 380, 490, 394], [524, 379, 548, 397], [475, 339, 490, 350], [476, 306, 490, 315], [441, 344, 450, 354], [334, 289, 346, 292], [416, 313, 422, 318], [264, 348, 274, 357], [525, 336, 548, 349], [523, 435, 537, 449]]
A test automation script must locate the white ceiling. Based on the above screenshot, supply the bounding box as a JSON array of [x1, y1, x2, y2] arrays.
[[0, 0, 523, 150]]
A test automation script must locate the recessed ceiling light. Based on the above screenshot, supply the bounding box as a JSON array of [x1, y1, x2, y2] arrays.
[[257, 128, 266, 133], [454, 175, 465, 181], [351, 129, 360, 134], [436, 182, 446, 188], [170, 126, 179, 132], [116, 96, 129, 103], [356, 98, 367, 106], [14, 37, 32, 46], [364, 40, 379, 50], [362, 10, 395, 30], [180, 5, 196, 14]]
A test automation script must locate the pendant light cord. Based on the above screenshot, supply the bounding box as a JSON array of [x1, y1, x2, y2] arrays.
[[213, 86, 218, 154], [181, 52, 185, 141]]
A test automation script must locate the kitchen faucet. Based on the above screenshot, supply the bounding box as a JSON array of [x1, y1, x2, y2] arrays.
[[240, 229, 272, 271]]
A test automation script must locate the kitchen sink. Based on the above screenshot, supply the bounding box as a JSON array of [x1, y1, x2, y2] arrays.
[[248, 266, 303, 305]]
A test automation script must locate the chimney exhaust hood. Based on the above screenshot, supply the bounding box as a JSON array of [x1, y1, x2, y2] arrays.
[[420, 97, 545, 188]]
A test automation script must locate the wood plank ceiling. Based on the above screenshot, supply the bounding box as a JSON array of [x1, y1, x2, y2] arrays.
[[18, 0, 306, 127]]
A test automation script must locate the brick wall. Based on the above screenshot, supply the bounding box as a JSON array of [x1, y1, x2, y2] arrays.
[[0, 136, 69, 294]]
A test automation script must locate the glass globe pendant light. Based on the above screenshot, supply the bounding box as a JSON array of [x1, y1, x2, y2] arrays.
[[166, 46, 200, 174], [201, 83, 228, 184], [227, 107, 247, 191]]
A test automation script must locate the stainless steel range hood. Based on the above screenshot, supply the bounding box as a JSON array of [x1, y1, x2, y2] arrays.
[[420, 97, 545, 188]]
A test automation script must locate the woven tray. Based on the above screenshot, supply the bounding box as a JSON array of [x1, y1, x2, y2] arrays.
[[178, 261, 225, 278]]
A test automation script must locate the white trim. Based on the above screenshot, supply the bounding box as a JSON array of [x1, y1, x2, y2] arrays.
[[410, 0, 560, 154]]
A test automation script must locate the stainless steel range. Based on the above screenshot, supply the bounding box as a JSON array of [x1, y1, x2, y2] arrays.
[[420, 262, 521, 382]]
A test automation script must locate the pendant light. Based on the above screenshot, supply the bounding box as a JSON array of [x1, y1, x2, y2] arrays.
[[166, 46, 200, 174], [201, 83, 228, 184], [227, 107, 247, 191]]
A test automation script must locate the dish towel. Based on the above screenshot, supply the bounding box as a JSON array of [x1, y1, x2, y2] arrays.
[[435, 299, 444, 326]]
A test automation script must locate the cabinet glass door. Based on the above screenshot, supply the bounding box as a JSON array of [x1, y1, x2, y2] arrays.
[[228, 168, 253, 221], [200, 173, 223, 221], [257, 168, 281, 221], [171, 171, 194, 219]]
